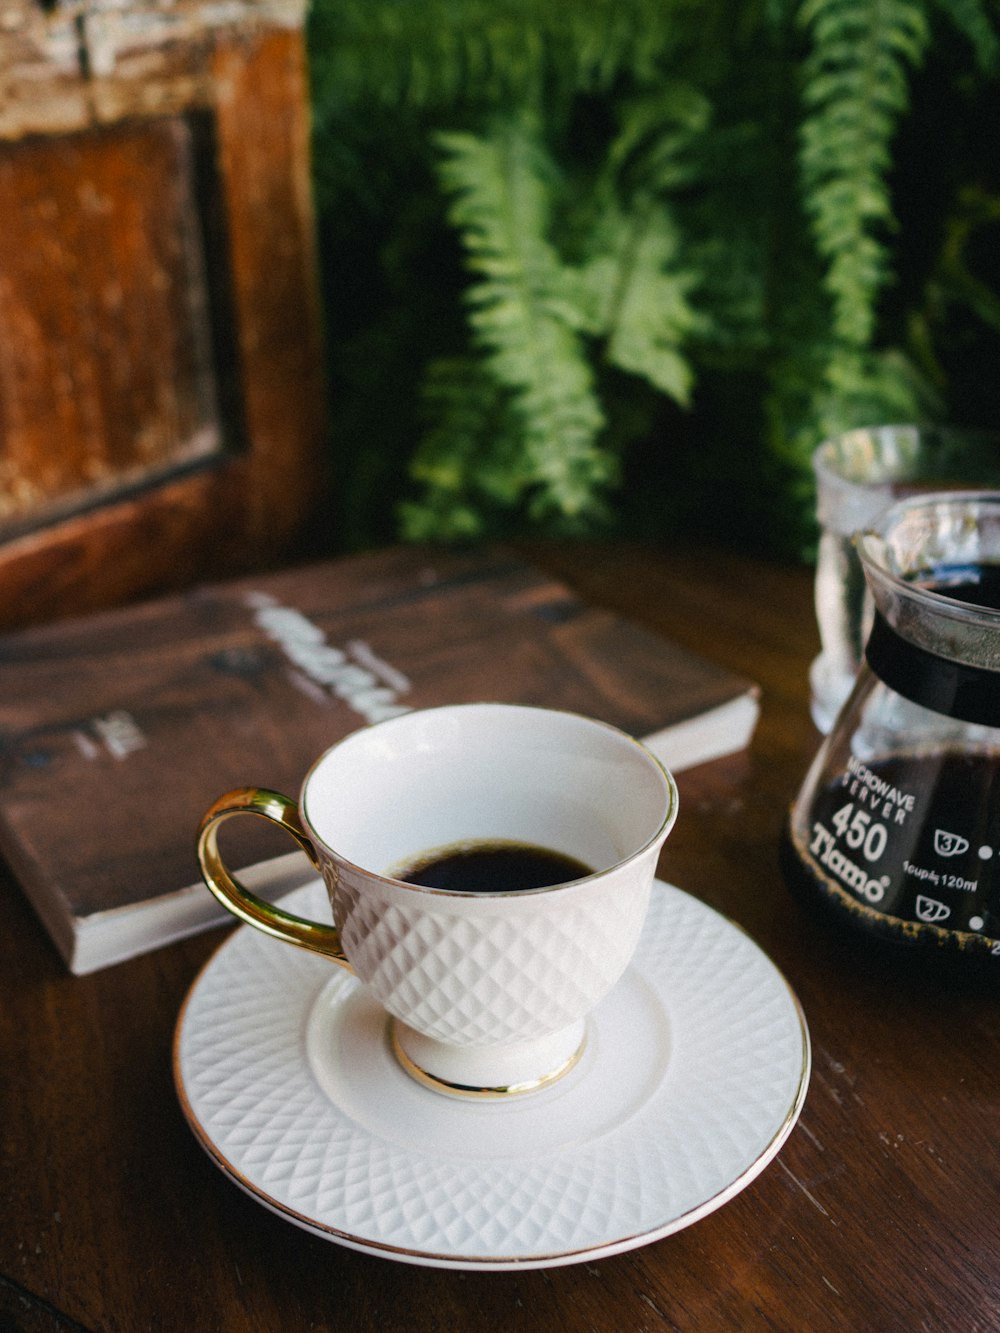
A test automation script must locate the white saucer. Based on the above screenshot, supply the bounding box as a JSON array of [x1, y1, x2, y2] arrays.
[[174, 877, 810, 1270]]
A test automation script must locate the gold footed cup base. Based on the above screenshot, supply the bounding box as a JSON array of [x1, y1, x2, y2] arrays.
[[390, 1019, 587, 1101]]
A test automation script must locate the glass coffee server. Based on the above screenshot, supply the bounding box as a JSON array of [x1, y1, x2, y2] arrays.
[[785, 491, 1000, 968]]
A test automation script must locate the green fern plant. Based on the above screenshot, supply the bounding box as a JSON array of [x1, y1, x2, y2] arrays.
[[426, 119, 611, 529], [399, 93, 708, 536], [307, 0, 1000, 554], [793, 0, 932, 447]]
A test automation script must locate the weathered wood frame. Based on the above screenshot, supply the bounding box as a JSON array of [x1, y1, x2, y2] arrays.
[[0, 2, 326, 629]]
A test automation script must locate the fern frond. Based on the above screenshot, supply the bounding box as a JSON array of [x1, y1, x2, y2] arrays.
[[822, 346, 937, 425], [603, 83, 713, 194], [566, 83, 708, 401], [580, 204, 701, 403], [798, 0, 930, 348], [309, 0, 686, 120], [931, 0, 1000, 72], [400, 356, 516, 540], [767, 338, 939, 482], [435, 117, 615, 522]]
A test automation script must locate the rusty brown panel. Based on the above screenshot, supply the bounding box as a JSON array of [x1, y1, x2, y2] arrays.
[[0, 115, 223, 529], [0, 461, 250, 632], [0, 27, 327, 630], [211, 27, 326, 542]]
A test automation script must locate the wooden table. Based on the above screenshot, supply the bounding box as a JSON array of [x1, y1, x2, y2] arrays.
[[2, 542, 997, 1331]]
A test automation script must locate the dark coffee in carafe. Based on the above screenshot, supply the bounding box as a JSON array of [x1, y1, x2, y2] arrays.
[[784, 494, 1000, 968]]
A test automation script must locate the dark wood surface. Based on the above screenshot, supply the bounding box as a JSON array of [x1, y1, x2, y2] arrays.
[[2, 541, 997, 1332]]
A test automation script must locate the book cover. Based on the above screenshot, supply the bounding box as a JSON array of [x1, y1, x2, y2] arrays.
[[0, 545, 759, 973]]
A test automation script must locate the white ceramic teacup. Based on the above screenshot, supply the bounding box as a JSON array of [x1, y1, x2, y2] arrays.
[[197, 703, 678, 1098]]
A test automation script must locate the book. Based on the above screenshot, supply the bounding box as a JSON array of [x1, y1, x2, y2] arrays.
[[0, 545, 759, 974]]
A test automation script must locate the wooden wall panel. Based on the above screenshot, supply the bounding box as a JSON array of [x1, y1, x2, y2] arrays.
[[0, 8, 327, 633], [0, 117, 222, 530], [210, 28, 326, 541]]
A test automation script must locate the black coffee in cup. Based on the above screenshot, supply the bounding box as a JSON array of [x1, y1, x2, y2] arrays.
[[394, 840, 593, 893]]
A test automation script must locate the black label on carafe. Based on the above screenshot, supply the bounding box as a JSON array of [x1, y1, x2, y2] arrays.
[[798, 751, 1000, 959]]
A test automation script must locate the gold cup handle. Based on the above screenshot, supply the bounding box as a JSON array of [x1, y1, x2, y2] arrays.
[[196, 787, 351, 968]]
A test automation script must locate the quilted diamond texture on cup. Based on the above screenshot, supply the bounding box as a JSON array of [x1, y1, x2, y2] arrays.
[[332, 880, 648, 1045]]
